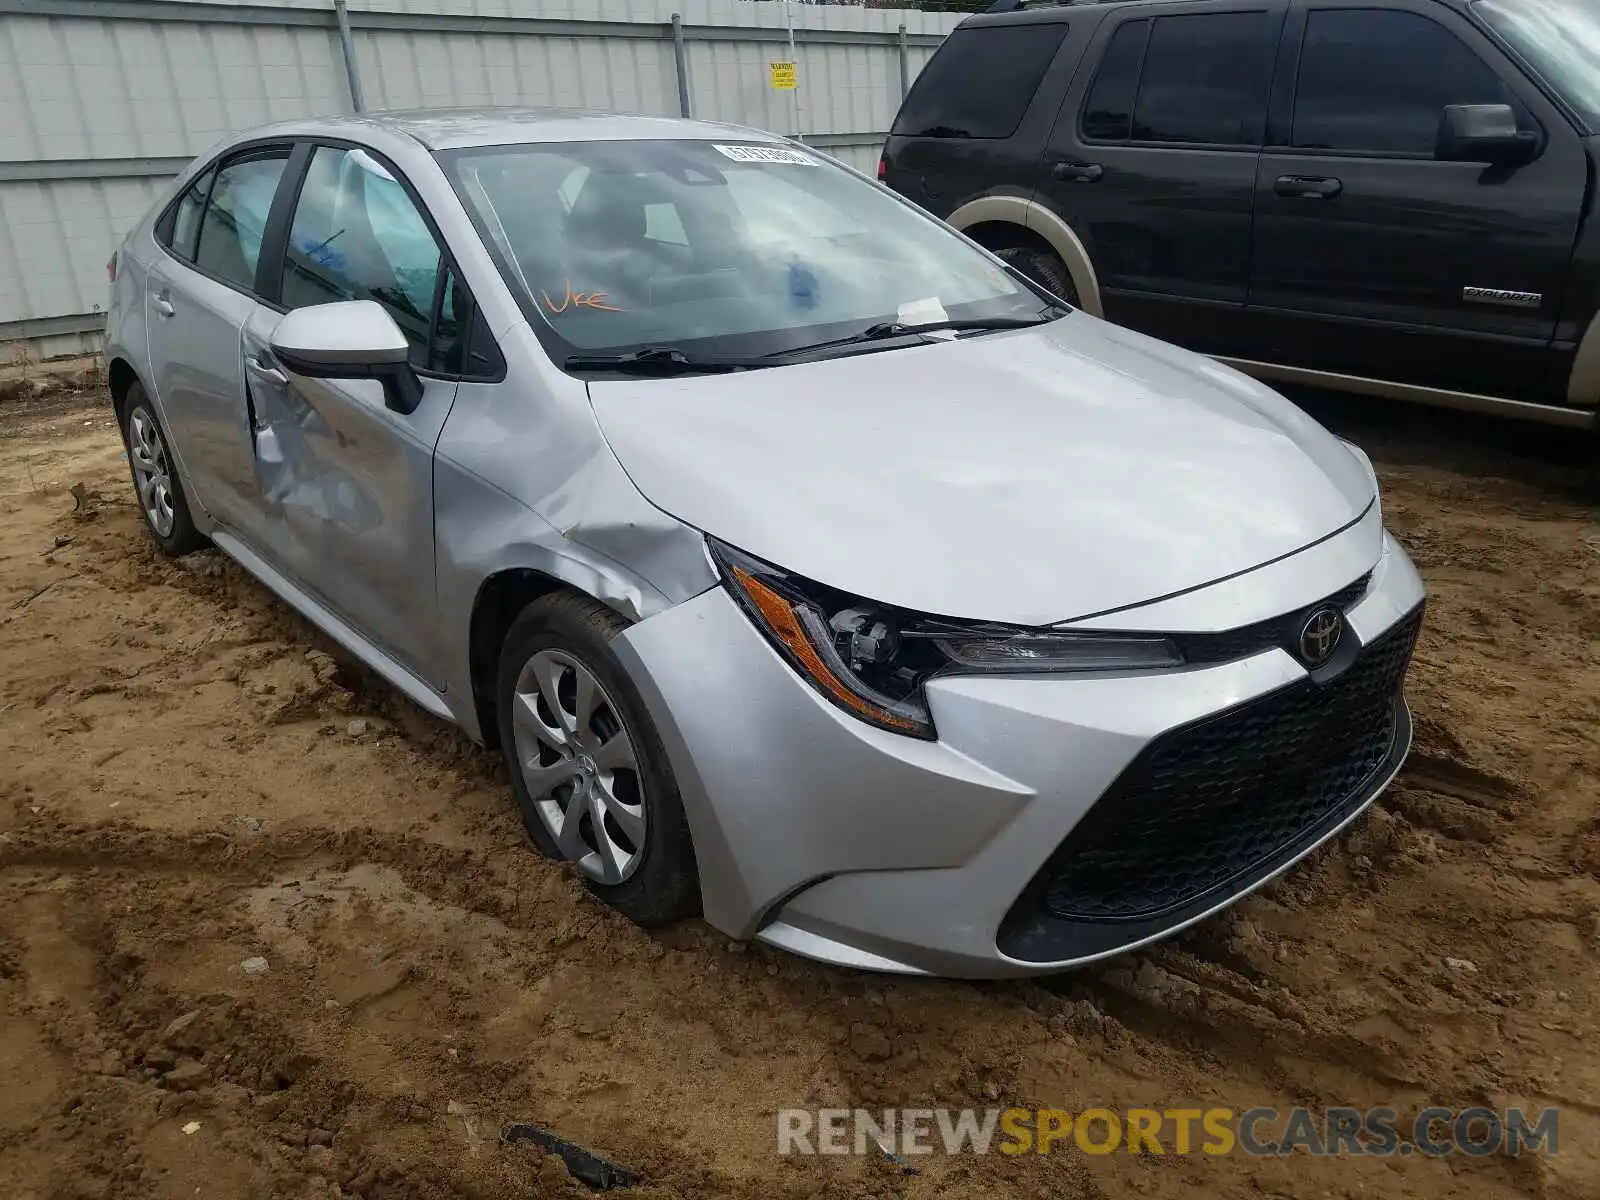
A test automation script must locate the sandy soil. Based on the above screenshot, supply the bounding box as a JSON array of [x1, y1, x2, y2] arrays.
[[1, 383, 1598, 1200]]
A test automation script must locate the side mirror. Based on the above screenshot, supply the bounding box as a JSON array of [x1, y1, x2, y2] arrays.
[[269, 300, 424, 414], [1436, 104, 1538, 166]]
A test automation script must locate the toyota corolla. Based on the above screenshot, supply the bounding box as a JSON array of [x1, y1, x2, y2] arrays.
[[103, 109, 1424, 978]]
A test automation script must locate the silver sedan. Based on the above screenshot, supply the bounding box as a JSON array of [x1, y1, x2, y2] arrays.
[[103, 109, 1425, 978]]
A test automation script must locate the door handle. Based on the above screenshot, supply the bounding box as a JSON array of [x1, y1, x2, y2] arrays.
[[1274, 174, 1342, 199], [152, 293, 175, 318], [245, 356, 289, 388], [1052, 161, 1104, 183]]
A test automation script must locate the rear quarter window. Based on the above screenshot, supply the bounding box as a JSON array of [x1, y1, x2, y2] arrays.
[[892, 22, 1070, 140]]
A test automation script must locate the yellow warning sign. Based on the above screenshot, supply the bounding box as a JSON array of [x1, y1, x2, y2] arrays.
[[769, 61, 797, 90]]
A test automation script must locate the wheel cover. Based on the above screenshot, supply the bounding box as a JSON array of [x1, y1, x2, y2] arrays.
[[128, 407, 176, 538], [510, 649, 647, 885]]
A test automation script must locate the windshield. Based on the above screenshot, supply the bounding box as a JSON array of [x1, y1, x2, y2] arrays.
[[1475, 0, 1600, 125], [439, 139, 1048, 365]]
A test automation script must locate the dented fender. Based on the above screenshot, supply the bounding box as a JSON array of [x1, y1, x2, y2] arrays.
[[431, 326, 716, 741]]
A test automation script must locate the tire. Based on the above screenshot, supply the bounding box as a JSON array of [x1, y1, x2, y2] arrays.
[[495, 590, 699, 927], [996, 244, 1080, 307], [122, 382, 207, 556]]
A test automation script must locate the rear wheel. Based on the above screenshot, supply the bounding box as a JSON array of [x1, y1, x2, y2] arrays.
[[496, 591, 699, 927], [995, 244, 1080, 307], [123, 382, 206, 556]]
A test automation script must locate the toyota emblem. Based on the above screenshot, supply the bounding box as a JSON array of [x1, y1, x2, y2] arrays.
[[1297, 607, 1343, 666]]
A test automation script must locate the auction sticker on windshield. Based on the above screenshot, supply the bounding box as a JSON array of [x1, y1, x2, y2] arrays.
[[713, 144, 819, 166]]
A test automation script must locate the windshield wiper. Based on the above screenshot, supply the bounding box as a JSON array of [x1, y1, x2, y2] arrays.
[[564, 346, 766, 376], [764, 313, 1062, 360]]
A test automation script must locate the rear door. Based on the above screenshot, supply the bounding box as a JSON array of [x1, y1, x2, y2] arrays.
[[883, 15, 1075, 218], [1247, 0, 1587, 400], [145, 145, 293, 535], [1037, 2, 1284, 351], [242, 141, 481, 686]]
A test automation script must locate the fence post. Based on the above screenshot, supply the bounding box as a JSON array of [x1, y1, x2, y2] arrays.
[[671, 13, 691, 118], [898, 22, 909, 99], [334, 0, 366, 113]]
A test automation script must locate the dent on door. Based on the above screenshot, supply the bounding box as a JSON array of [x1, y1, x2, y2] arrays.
[[238, 305, 458, 684], [239, 309, 334, 518]]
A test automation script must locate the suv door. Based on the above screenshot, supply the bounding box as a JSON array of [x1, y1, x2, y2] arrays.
[[1247, 0, 1587, 400], [146, 145, 293, 534], [1038, 2, 1284, 351], [242, 141, 484, 687], [883, 15, 1075, 218]]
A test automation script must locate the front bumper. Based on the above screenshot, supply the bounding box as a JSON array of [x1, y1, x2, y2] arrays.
[[612, 530, 1426, 979]]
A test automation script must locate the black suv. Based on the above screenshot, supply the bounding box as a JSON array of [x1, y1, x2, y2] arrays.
[[882, 0, 1600, 428]]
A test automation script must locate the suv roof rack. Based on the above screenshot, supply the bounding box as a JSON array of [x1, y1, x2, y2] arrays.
[[983, 0, 1105, 13]]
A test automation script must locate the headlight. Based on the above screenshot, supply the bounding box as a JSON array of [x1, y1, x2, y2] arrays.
[[710, 541, 1183, 740]]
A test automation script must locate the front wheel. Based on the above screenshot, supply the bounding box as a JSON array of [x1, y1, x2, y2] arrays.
[[496, 591, 699, 927], [123, 382, 206, 556]]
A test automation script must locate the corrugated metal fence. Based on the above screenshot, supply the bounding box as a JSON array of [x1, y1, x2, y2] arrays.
[[0, 0, 961, 357]]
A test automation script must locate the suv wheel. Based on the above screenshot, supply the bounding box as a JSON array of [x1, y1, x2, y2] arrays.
[[996, 244, 1080, 307], [123, 382, 206, 556], [495, 591, 699, 927]]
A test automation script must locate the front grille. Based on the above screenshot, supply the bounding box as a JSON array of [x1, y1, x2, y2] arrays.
[[1037, 606, 1422, 922], [1175, 573, 1371, 666]]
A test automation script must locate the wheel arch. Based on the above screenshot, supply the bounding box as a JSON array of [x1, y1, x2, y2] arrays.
[[945, 195, 1104, 318], [467, 567, 572, 752], [1566, 308, 1600, 408], [106, 356, 141, 424]]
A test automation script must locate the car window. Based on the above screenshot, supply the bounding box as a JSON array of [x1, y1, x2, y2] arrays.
[[643, 202, 689, 246], [1292, 9, 1524, 155], [890, 23, 1069, 139], [722, 170, 870, 244], [431, 268, 468, 375], [194, 153, 290, 292], [1130, 12, 1273, 146], [161, 167, 216, 261], [281, 145, 444, 366], [558, 166, 589, 213], [1082, 20, 1150, 142], [444, 138, 1043, 365]]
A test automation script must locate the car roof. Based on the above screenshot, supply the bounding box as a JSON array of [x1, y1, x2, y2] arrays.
[[230, 107, 785, 152]]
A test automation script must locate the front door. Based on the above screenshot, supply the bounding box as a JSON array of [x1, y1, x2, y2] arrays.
[[144, 147, 293, 535], [1037, 3, 1282, 352], [1247, 0, 1587, 400], [244, 142, 465, 686]]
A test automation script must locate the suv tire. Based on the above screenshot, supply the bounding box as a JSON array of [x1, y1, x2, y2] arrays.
[[996, 244, 1080, 307]]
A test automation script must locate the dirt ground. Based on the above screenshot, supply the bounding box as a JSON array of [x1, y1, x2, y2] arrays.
[[1, 380, 1598, 1200]]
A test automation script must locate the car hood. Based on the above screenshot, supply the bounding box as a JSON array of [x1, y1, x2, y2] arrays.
[[587, 313, 1375, 626]]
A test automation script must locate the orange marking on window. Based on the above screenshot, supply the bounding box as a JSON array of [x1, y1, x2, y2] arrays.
[[540, 279, 623, 314]]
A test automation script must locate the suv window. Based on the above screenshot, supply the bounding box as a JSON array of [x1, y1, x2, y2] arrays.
[[195, 152, 290, 292], [891, 23, 1069, 139], [1082, 20, 1150, 142], [281, 145, 448, 369], [1132, 12, 1273, 145], [1292, 9, 1524, 155]]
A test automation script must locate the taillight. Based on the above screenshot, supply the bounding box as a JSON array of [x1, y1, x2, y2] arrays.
[[106, 252, 117, 284], [877, 154, 888, 182]]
